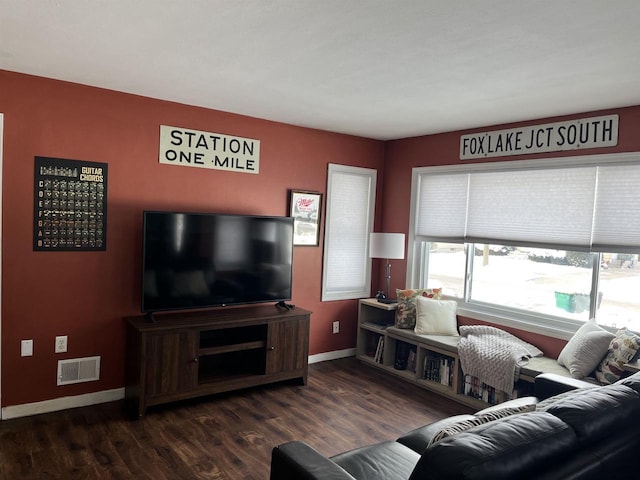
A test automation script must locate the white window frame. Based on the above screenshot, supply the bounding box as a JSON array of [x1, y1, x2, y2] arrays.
[[407, 151, 640, 339], [322, 163, 377, 301]]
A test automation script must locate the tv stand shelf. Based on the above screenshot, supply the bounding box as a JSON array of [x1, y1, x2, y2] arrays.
[[199, 340, 266, 356], [125, 304, 311, 417]]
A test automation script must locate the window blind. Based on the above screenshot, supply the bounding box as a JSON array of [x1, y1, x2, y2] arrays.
[[414, 156, 640, 252], [416, 173, 469, 242], [466, 167, 596, 249], [322, 164, 377, 301], [592, 164, 640, 253]]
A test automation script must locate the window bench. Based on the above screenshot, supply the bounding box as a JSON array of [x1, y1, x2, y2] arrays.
[[357, 298, 577, 409], [386, 326, 575, 383]]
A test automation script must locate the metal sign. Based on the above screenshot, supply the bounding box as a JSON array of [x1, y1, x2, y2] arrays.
[[159, 125, 260, 174], [460, 114, 619, 160]]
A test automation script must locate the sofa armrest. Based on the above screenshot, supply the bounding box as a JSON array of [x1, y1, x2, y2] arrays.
[[534, 373, 598, 399], [270, 441, 357, 480]]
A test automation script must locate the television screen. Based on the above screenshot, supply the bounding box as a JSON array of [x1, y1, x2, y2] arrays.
[[141, 211, 294, 312]]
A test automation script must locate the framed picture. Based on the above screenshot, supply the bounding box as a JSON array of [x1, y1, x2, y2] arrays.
[[289, 190, 322, 246], [33, 156, 108, 251]]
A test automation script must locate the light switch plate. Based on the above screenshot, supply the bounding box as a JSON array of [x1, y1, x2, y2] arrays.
[[21, 339, 33, 357]]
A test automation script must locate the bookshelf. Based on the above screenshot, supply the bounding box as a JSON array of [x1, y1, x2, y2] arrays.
[[356, 298, 505, 409]]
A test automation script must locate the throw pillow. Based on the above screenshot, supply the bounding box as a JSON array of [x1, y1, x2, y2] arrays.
[[595, 328, 640, 384], [414, 296, 458, 336], [427, 404, 535, 448], [557, 319, 614, 379], [395, 288, 442, 329]]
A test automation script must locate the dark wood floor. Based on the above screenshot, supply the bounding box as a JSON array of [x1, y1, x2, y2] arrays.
[[0, 357, 473, 479]]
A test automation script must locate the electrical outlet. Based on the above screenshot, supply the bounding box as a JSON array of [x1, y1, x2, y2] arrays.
[[332, 321, 340, 334], [21, 339, 33, 357], [55, 335, 68, 353]]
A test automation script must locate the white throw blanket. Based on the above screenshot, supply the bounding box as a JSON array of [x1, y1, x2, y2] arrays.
[[458, 325, 543, 395]]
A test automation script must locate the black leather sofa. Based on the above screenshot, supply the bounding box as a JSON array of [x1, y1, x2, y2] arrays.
[[270, 371, 640, 479]]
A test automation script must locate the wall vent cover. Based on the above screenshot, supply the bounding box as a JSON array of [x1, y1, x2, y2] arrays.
[[57, 356, 101, 386]]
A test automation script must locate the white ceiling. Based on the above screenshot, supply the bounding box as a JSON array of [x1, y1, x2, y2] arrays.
[[2, 1, 640, 140]]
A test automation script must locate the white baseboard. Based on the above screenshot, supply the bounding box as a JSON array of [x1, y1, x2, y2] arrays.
[[309, 348, 355, 364], [2, 350, 356, 420], [2, 387, 125, 420]]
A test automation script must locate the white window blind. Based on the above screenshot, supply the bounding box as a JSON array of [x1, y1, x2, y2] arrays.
[[322, 164, 376, 301], [466, 167, 596, 249], [413, 154, 640, 252], [416, 173, 468, 242], [592, 164, 640, 252]]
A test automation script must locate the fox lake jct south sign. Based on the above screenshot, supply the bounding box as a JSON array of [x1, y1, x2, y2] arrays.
[[460, 114, 618, 160], [159, 125, 260, 174]]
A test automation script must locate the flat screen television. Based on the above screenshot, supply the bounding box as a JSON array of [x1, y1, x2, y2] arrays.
[[141, 211, 294, 313]]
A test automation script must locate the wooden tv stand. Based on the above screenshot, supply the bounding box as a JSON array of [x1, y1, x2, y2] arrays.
[[124, 304, 311, 417]]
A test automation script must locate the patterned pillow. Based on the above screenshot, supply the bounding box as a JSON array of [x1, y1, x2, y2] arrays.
[[595, 328, 640, 384], [427, 404, 535, 447], [395, 288, 443, 329]]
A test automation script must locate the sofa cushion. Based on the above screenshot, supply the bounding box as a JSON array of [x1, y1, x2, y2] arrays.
[[521, 355, 574, 380], [426, 403, 537, 448], [409, 412, 577, 480], [331, 441, 420, 480], [536, 387, 592, 412], [616, 370, 640, 394], [271, 441, 357, 480], [544, 383, 640, 444], [595, 328, 640, 384], [395, 288, 442, 329], [397, 414, 475, 453], [557, 319, 614, 379]]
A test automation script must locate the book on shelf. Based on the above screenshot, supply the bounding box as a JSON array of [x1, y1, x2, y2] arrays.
[[440, 358, 450, 386], [463, 374, 502, 405], [462, 375, 532, 404], [394, 341, 414, 370], [366, 334, 379, 357], [406, 347, 417, 372], [374, 336, 385, 364], [422, 353, 454, 387]]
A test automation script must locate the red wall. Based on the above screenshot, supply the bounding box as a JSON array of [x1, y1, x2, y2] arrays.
[[3, 68, 640, 408], [0, 70, 385, 406], [383, 106, 640, 357]]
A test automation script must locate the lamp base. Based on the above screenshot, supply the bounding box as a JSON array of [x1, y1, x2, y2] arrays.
[[377, 298, 397, 304]]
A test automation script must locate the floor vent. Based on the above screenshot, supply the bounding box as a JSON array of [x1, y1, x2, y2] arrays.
[[57, 356, 101, 386]]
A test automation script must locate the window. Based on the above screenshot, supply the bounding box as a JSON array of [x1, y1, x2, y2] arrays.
[[322, 164, 377, 301], [407, 153, 640, 336], [421, 241, 466, 297], [598, 253, 640, 331]]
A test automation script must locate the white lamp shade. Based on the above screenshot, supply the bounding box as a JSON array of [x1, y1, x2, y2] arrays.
[[369, 233, 405, 259]]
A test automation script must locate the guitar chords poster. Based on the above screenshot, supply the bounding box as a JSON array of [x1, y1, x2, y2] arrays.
[[33, 156, 108, 251]]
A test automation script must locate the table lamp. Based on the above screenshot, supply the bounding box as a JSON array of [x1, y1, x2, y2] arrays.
[[369, 232, 405, 303]]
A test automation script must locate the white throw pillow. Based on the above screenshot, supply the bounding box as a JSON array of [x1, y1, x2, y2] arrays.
[[557, 319, 614, 379], [414, 296, 458, 336]]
